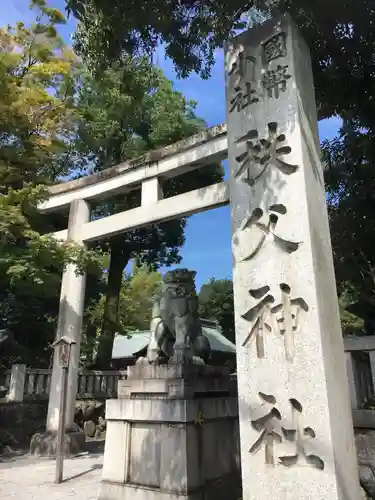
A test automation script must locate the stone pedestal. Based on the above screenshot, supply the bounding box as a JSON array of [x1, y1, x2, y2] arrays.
[[100, 363, 241, 500]]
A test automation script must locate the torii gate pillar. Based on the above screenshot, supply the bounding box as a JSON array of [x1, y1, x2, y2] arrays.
[[30, 199, 90, 456]]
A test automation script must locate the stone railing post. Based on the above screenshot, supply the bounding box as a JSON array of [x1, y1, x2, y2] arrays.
[[369, 351, 375, 397], [7, 364, 26, 402], [345, 351, 361, 410]]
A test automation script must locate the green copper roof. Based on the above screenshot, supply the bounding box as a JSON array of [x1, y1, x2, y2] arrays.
[[112, 323, 236, 360]]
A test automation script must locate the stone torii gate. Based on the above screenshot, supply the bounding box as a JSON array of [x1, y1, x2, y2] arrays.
[[38, 123, 229, 436], [33, 14, 361, 500]]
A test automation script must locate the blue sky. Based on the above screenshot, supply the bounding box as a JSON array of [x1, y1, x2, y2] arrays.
[[1, 0, 342, 289]]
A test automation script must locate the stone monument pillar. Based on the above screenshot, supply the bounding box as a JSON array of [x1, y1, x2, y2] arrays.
[[225, 14, 361, 499], [30, 199, 90, 456], [100, 269, 241, 500]]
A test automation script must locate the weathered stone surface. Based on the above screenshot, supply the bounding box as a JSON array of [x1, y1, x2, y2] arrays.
[[100, 365, 241, 500], [29, 428, 85, 457], [146, 268, 210, 365], [75, 400, 105, 421], [47, 124, 226, 197], [100, 474, 241, 500], [74, 400, 106, 438], [84, 420, 96, 438], [46, 199, 90, 434], [98, 416, 106, 429], [51, 183, 229, 243], [119, 364, 235, 400], [362, 486, 372, 500], [356, 431, 375, 498], [225, 13, 360, 499], [128, 362, 230, 380]]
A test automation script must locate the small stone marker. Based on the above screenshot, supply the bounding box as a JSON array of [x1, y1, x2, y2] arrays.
[[84, 420, 96, 438], [225, 14, 361, 499]]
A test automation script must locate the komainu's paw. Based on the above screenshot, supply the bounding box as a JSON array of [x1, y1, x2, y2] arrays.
[[191, 356, 205, 366], [147, 349, 161, 364]]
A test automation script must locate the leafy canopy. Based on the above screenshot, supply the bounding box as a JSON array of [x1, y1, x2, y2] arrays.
[[199, 278, 235, 343], [0, 0, 101, 362], [74, 57, 223, 367], [323, 118, 375, 332], [82, 266, 162, 363], [67, 0, 375, 126]]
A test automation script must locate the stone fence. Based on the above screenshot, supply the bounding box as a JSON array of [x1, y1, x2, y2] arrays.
[[2, 340, 375, 428], [1, 365, 128, 402], [345, 335, 375, 428]]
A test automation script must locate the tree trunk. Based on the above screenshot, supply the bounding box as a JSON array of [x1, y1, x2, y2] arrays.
[[95, 237, 132, 368]]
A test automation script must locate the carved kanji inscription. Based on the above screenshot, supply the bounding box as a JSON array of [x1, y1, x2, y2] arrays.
[[234, 122, 298, 186], [262, 33, 287, 63], [228, 49, 258, 113], [228, 50, 256, 79], [242, 284, 308, 361], [240, 204, 301, 259], [250, 393, 324, 470], [230, 82, 259, 112], [262, 64, 291, 99]]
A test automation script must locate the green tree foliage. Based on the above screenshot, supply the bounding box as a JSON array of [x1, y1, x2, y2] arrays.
[[67, 0, 375, 122], [64, 0, 375, 339], [0, 1, 101, 364], [0, 2, 223, 367], [75, 59, 223, 367], [338, 286, 364, 337], [325, 120, 375, 301], [323, 119, 375, 334], [199, 278, 235, 343], [82, 265, 162, 364], [197, 275, 362, 340]]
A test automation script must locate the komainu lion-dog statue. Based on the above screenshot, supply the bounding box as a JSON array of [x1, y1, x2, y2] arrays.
[[146, 269, 211, 364]]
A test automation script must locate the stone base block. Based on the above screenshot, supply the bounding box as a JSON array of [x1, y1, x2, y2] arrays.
[[100, 482, 198, 500], [119, 363, 236, 400], [101, 378, 241, 500], [29, 429, 85, 457], [100, 473, 241, 500]]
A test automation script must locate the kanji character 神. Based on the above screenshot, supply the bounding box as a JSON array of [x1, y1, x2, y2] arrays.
[[242, 284, 308, 361]]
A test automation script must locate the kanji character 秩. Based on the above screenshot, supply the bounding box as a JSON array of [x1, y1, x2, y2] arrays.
[[234, 122, 298, 186]]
